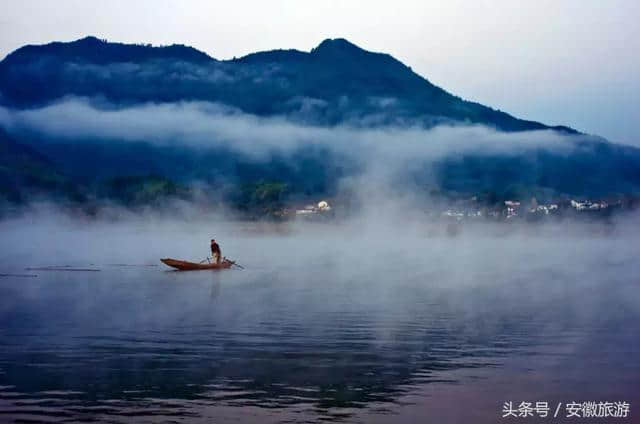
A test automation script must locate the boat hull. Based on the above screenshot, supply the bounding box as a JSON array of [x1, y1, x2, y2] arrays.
[[160, 258, 233, 271]]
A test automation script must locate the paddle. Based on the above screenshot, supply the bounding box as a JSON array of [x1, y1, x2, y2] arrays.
[[199, 256, 243, 269], [227, 259, 245, 269]]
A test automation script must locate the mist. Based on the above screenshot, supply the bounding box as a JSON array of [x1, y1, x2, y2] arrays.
[[3, 96, 618, 211], [2, 204, 639, 387], [1, 93, 637, 314], [0, 97, 584, 158], [2, 99, 636, 364], [2, 148, 639, 422]]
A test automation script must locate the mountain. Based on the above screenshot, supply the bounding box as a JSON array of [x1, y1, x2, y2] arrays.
[[0, 36, 638, 211], [0, 129, 79, 204], [0, 36, 574, 132]]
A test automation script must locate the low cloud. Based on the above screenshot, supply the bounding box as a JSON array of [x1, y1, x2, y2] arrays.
[[3, 97, 623, 207], [0, 97, 582, 163]]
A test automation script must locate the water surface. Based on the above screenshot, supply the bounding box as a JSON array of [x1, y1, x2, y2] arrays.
[[0, 217, 638, 422]]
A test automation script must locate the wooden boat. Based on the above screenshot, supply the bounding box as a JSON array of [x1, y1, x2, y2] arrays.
[[160, 258, 234, 271]]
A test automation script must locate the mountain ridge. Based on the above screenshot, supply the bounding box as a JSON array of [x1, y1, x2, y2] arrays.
[[1, 35, 215, 65], [0, 36, 578, 133]]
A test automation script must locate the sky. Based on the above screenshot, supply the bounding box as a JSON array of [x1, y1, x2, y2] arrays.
[[1, 0, 638, 145]]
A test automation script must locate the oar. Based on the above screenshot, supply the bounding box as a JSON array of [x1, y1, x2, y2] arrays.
[[229, 260, 245, 269], [199, 257, 211, 264]]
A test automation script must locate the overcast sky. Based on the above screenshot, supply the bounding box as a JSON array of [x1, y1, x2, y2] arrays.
[[1, 0, 638, 145]]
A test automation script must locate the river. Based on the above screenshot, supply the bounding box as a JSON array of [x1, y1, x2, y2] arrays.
[[0, 214, 638, 423]]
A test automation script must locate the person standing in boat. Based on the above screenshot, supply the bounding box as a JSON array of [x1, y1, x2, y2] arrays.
[[210, 239, 221, 264]]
